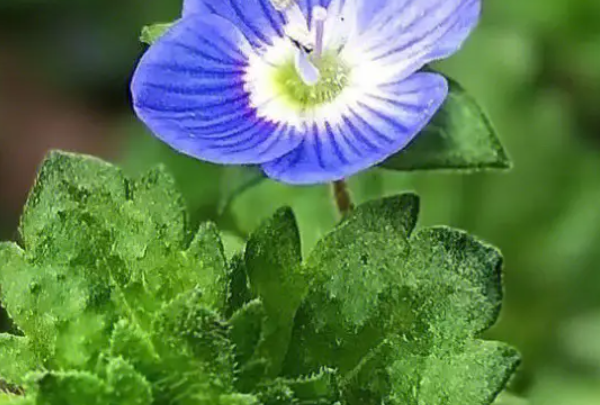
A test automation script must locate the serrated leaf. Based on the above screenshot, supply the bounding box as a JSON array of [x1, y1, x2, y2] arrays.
[[382, 76, 511, 171], [245, 208, 305, 315], [0, 393, 32, 405], [230, 300, 265, 367], [257, 369, 339, 405], [0, 151, 520, 405], [152, 289, 234, 375], [140, 22, 175, 45], [3, 152, 129, 367], [20, 151, 127, 259], [149, 289, 236, 403], [284, 195, 420, 376], [226, 254, 253, 317], [0, 335, 38, 386], [109, 310, 239, 405], [245, 208, 307, 376], [129, 165, 187, 247], [110, 184, 226, 323], [285, 368, 340, 403], [255, 379, 295, 405], [108, 320, 159, 375], [342, 338, 519, 405], [283, 195, 518, 405], [221, 231, 246, 260], [35, 371, 109, 405], [219, 393, 260, 405], [384, 340, 520, 405], [105, 358, 152, 405], [0, 240, 113, 370], [184, 223, 229, 313], [0, 151, 229, 370], [406, 227, 504, 338]]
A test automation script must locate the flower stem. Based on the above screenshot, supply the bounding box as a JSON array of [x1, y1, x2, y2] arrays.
[[332, 180, 354, 217]]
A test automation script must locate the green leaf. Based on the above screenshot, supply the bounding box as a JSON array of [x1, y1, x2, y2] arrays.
[[284, 195, 420, 376], [149, 289, 236, 403], [256, 369, 340, 405], [382, 340, 519, 405], [493, 393, 528, 405], [221, 231, 246, 260], [244, 208, 307, 376], [284, 368, 340, 404], [0, 392, 32, 405], [218, 393, 260, 405], [283, 195, 519, 405], [0, 151, 229, 370], [382, 76, 511, 171], [226, 254, 253, 317], [0, 335, 38, 385], [0, 239, 113, 370], [129, 165, 187, 246], [104, 358, 152, 405], [152, 290, 234, 375], [110, 171, 226, 320], [5, 152, 129, 367], [0, 151, 519, 405], [184, 223, 229, 313], [20, 152, 127, 254], [229, 300, 265, 367], [255, 379, 295, 405], [405, 227, 504, 338], [140, 22, 175, 45], [108, 320, 159, 375], [109, 311, 239, 404], [35, 371, 109, 405]]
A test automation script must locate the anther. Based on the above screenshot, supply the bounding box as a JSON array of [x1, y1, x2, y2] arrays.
[[313, 6, 328, 60], [313, 6, 328, 22]]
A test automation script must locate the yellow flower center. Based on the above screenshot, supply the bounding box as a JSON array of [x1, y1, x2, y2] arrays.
[[272, 52, 350, 110]]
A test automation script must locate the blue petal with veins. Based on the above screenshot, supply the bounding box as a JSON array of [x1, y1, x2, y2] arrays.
[[132, 0, 481, 184]]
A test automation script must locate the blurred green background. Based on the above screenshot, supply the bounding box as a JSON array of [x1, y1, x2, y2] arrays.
[[1, 1, 600, 403]]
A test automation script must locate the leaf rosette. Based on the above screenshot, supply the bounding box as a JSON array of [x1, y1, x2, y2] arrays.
[[0, 152, 518, 405]]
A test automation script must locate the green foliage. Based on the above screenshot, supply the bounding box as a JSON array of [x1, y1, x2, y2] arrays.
[[140, 22, 175, 45], [0, 335, 37, 386], [218, 167, 265, 215], [0, 152, 518, 404], [382, 75, 511, 171], [493, 393, 528, 405]]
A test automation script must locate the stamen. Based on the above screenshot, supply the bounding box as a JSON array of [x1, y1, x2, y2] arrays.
[[295, 51, 320, 86], [313, 6, 328, 60]]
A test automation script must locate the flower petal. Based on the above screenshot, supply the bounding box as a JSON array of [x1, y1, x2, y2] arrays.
[[132, 15, 302, 165], [182, 0, 287, 48], [261, 72, 448, 184], [346, 0, 481, 78], [182, 0, 211, 17]]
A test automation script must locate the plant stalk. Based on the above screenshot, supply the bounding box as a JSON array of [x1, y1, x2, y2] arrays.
[[332, 179, 354, 217]]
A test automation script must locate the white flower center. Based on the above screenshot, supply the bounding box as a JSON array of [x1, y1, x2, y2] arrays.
[[244, 3, 382, 127], [282, 6, 330, 86]]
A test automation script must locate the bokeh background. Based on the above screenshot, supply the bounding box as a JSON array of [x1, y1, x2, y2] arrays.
[[1, 1, 599, 403]]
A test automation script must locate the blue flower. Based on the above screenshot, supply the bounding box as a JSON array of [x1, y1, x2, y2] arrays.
[[132, 0, 481, 184]]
